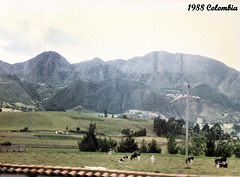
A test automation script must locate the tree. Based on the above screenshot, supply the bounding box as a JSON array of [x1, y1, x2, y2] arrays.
[[233, 143, 240, 158], [177, 142, 192, 155], [167, 117, 184, 135], [215, 140, 233, 158], [153, 117, 184, 137], [209, 123, 223, 140], [117, 136, 138, 152], [134, 128, 147, 136], [104, 110, 108, 117], [147, 139, 161, 153], [78, 122, 98, 152], [153, 117, 167, 136], [121, 128, 132, 136], [191, 135, 205, 156], [202, 123, 210, 133], [140, 138, 148, 153], [167, 134, 178, 154], [205, 140, 215, 157], [193, 123, 200, 134], [98, 137, 117, 152], [175, 119, 185, 135]]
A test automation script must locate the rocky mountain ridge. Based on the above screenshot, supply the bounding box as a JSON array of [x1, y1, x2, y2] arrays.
[[0, 51, 239, 124]]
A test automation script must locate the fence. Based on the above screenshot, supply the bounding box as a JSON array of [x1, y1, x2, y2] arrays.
[[0, 145, 26, 152]]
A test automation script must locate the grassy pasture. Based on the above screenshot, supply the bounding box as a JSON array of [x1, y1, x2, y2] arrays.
[[0, 111, 155, 136], [0, 111, 157, 147], [0, 111, 240, 176], [0, 148, 239, 176]]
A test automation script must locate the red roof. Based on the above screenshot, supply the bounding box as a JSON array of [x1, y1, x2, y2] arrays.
[[0, 163, 235, 177]]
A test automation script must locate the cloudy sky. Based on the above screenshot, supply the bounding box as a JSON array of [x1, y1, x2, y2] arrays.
[[0, 0, 239, 70]]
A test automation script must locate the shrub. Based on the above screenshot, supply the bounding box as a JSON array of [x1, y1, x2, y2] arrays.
[[98, 137, 117, 152], [167, 134, 178, 154], [205, 140, 215, 157], [177, 142, 192, 155], [134, 128, 147, 136], [78, 122, 98, 152], [117, 136, 138, 152], [121, 128, 132, 136], [2, 141, 12, 146], [233, 143, 240, 158], [214, 140, 233, 158], [147, 139, 161, 153], [140, 138, 148, 153], [121, 128, 147, 137], [191, 135, 206, 156]]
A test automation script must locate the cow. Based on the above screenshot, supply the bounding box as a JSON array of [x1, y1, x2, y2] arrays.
[[215, 157, 228, 168], [131, 152, 140, 160], [119, 155, 129, 162], [119, 158, 125, 162], [188, 157, 194, 165], [219, 162, 228, 168]]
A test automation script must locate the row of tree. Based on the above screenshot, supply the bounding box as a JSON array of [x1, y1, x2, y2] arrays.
[[78, 122, 161, 153], [167, 133, 240, 158], [78, 118, 240, 158], [153, 117, 185, 137], [121, 128, 147, 137], [165, 122, 240, 158]]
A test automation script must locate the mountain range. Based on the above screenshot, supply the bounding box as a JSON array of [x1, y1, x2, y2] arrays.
[[0, 51, 239, 124]]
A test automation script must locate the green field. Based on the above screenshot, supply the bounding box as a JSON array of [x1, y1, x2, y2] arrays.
[[0, 111, 240, 176], [0, 111, 154, 136], [0, 148, 240, 176], [0, 111, 157, 147]]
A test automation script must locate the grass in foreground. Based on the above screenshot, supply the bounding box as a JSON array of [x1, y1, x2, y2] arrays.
[[0, 148, 239, 176]]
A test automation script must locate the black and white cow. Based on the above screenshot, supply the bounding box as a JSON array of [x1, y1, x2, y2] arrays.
[[215, 157, 228, 168], [188, 156, 194, 165], [219, 162, 228, 168], [131, 152, 140, 160], [119, 156, 129, 162], [119, 158, 125, 162]]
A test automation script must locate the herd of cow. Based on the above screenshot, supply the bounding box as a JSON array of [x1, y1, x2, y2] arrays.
[[110, 150, 228, 168], [118, 152, 141, 162]]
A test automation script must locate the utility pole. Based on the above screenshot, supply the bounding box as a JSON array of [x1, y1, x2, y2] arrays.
[[185, 81, 190, 168]]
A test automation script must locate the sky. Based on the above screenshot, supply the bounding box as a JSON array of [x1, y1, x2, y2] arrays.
[[0, 0, 239, 71]]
